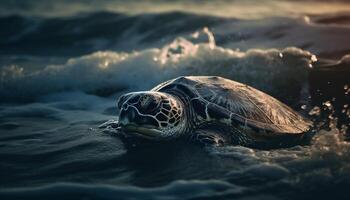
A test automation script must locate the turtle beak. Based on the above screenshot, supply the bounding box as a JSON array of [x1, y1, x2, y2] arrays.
[[118, 106, 163, 138]]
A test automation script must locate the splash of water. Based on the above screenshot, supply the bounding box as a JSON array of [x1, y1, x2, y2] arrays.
[[0, 28, 315, 102]]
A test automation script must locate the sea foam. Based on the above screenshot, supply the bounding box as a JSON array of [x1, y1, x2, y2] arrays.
[[0, 30, 315, 103]]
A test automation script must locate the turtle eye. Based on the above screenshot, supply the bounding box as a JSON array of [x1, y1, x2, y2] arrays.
[[147, 100, 159, 111], [140, 95, 159, 112], [128, 95, 140, 104]]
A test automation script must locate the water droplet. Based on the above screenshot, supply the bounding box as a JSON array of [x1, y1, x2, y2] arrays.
[[301, 105, 307, 110], [191, 31, 199, 38], [311, 55, 318, 62], [203, 27, 216, 49], [279, 52, 283, 58], [323, 101, 332, 108], [304, 16, 311, 23], [344, 85, 350, 95], [309, 106, 321, 116], [322, 146, 330, 151]]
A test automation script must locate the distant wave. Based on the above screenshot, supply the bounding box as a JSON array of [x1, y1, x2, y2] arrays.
[[0, 12, 229, 56], [0, 32, 315, 103], [1, 11, 350, 58], [1, 11, 349, 104]]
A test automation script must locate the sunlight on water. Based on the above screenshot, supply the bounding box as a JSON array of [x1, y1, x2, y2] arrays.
[[0, 1, 349, 199]]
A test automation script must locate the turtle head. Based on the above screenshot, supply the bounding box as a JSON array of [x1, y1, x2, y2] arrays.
[[117, 91, 186, 139]]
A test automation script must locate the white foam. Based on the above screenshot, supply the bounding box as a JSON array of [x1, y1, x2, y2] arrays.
[[0, 32, 315, 102]]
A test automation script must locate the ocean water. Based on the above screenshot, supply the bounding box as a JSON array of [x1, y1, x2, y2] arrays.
[[0, 0, 350, 199]]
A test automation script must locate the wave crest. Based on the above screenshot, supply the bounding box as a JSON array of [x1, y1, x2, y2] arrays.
[[0, 29, 315, 102]]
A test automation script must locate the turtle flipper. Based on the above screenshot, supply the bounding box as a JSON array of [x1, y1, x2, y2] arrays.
[[99, 119, 120, 129], [191, 129, 228, 147], [99, 119, 123, 136]]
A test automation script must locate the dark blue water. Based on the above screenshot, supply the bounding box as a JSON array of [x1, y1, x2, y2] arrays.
[[0, 1, 350, 199]]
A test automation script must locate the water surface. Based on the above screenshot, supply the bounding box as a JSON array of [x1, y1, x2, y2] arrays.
[[0, 0, 350, 199]]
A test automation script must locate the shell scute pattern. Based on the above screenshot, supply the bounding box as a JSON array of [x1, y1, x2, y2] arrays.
[[153, 76, 312, 134], [190, 98, 208, 121]]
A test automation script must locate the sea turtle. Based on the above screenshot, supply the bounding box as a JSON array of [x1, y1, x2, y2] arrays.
[[111, 76, 312, 148]]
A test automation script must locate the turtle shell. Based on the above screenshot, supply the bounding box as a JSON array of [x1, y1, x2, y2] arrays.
[[152, 76, 312, 134]]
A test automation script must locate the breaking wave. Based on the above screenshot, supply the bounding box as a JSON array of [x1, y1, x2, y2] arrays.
[[0, 28, 315, 103]]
